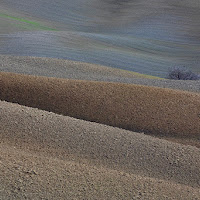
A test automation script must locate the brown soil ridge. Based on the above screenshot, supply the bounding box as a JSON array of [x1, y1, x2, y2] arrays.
[[1, 100, 200, 190], [0, 71, 200, 139]]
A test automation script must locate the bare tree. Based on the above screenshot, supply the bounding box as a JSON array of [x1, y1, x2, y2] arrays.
[[168, 66, 200, 80]]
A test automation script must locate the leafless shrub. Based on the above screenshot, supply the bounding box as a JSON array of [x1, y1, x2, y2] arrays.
[[168, 66, 200, 80]]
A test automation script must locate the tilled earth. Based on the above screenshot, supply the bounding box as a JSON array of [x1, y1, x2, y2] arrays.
[[0, 56, 200, 199], [0, 101, 200, 199]]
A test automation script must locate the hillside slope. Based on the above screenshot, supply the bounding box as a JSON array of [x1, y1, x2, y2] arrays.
[[1, 71, 200, 147], [0, 100, 200, 199]]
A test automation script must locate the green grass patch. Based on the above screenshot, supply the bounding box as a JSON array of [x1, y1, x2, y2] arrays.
[[0, 13, 57, 31]]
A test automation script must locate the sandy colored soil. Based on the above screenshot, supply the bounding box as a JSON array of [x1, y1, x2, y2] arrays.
[[1, 71, 200, 147], [1, 55, 200, 93], [1, 100, 200, 199], [0, 55, 150, 80]]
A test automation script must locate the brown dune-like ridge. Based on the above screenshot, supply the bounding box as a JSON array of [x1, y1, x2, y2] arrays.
[[0, 71, 200, 144], [1, 100, 200, 199]]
